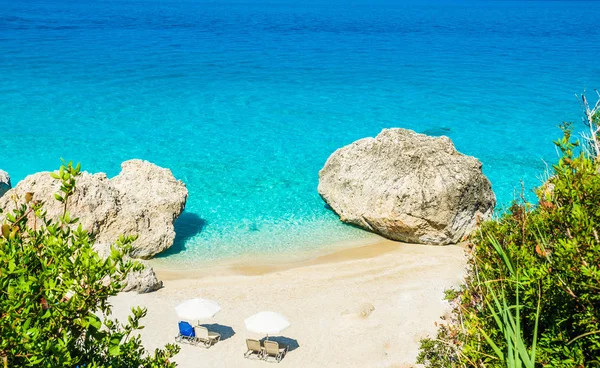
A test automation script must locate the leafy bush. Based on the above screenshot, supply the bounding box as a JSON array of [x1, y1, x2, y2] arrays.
[[418, 118, 600, 366], [0, 161, 180, 367]]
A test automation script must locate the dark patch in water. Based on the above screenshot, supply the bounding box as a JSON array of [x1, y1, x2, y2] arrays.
[[155, 212, 207, 257], [421, 127, 451, 136]]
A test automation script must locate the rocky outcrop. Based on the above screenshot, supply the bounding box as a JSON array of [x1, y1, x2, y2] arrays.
[[318, 128, 495, 245], [0, 159, 187, 258], [0, 160, 187, 293], [0, 170, 10, 198], [97, 159, 188, 259]]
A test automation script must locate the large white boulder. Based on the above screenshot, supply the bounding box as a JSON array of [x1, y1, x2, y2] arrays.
[[318, 128, 495, 245]]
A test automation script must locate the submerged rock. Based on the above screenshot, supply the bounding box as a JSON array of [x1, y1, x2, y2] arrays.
[[318, 128, 495, 245], [0, 170, 10, 198], [0, 160, 188, 293]]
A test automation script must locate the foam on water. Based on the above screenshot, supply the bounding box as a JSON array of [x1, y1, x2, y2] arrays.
[[1, 0, 599, 265]]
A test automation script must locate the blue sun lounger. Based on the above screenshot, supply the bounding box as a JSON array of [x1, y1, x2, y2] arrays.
[[175, 321, 198, 345]]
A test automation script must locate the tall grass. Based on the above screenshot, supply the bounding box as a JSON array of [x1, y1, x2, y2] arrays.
[[478, 235, 541, 368]]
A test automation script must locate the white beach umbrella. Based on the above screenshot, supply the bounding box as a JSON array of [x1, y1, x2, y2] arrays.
[[244, 311, 290, 336], [175, 298, 221, 322]]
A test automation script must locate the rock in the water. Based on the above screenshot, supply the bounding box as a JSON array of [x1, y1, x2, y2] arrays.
[[318, 128, 495, 245], [0, 170, 10, 198], [122, 262, 164, 293], [0, 159, 188, 259], [101, 159, 189, 259]]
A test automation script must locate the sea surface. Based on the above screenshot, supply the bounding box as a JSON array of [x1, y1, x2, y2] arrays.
[[1, 0, 599, 265]]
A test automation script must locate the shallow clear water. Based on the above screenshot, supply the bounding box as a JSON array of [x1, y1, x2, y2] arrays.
[[1, 0, 599, 265]]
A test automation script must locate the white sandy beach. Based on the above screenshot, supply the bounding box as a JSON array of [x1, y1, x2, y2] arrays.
[[110, 238, 467, 367]]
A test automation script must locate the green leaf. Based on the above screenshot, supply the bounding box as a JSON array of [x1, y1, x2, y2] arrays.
[[108, 344, 121, 357]]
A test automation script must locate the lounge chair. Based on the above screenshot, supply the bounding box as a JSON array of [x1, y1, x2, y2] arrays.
[[244, 338, 264, 360], [194, 326, 221, 348], [264, 340, 288, 363], [175, 321, 198, 345]]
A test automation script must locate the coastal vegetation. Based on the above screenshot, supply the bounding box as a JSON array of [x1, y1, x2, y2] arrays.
[[417, 95, 600, 367], [0, 161, 179, 367]]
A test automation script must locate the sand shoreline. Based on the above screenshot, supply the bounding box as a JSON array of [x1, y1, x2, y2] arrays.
[[148, 233, 386, 276], [150, 234, 405, 280], [111, 237, 468, 367]]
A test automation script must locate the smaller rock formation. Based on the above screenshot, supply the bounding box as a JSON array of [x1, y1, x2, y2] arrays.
[[0, 160, 188, 293], [0, 170, 10, 198], [318, 128, 496, 245], [122, 262, 164, 293], [0, 159, 187, 259]]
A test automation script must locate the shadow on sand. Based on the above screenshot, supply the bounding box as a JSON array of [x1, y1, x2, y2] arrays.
[[260, 336, 300, 352], [201, 324, 236, 341]]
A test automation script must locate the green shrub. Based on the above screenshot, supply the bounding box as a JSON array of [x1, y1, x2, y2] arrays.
[[0, 161, 180, 367], [418, 120, 600, 366]]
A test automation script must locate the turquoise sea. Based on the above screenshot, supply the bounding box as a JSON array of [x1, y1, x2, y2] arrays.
[[1, 0, 599, 265]]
